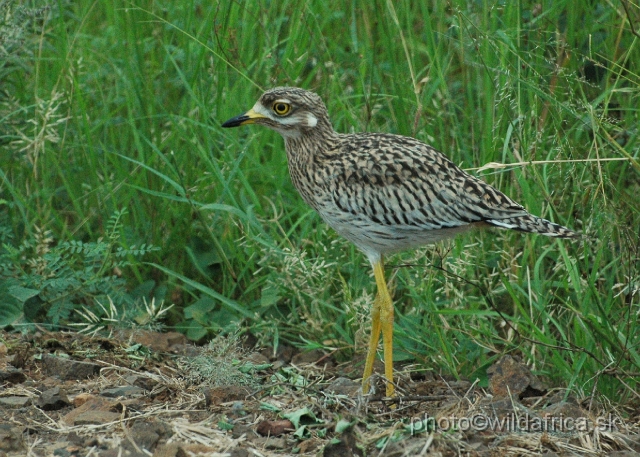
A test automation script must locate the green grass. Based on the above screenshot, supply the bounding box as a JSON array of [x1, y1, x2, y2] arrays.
[[1, 0, 639, 402]]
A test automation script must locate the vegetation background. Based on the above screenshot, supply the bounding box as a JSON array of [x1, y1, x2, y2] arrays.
[[1, 0, 638, 403]]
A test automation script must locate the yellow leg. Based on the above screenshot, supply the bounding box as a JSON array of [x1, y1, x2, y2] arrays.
[[362, 291, 382, 394], [361, 257, 395, 397]]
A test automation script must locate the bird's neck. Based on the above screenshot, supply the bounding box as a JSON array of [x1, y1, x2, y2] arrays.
[[283, 118, 340, 163], [282, 120, 339, 210]]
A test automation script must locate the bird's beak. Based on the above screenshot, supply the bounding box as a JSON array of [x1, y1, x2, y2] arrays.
[[221, 108, 267, 128]]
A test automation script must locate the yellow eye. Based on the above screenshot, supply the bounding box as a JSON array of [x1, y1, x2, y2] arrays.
[[272, 102, 291, 116]]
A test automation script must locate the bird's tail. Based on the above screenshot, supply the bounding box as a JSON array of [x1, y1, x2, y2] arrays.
[[486, 214, 581, 239]]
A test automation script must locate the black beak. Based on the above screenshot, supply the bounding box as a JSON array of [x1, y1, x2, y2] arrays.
[[221, 113, 251, 128]]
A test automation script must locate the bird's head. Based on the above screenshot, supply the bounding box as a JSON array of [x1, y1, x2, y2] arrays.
[[221, 87, 331, 139]]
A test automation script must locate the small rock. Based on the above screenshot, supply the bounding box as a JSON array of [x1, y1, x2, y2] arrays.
[[72, 393, 94, 407], [488, 355, 544, 398], [66, 432, 83, 445], [230, 424, 252, 439], [0, 367, 26, 384], [543, 400, 587, 419], [37, 387, 70, 411], [245, 352, 270, 365], [124, 375, 157, 391], [542, 400, 592, 430], [42, 354, 101, 380], [62, 397, 116, 426], [100, 386, 145, 398], [483, 398, 520, 423], [7, 345, 30, 369], [73, 411, 122, 426], [0, 424, 23, 452], [256, 420, 294, 437], [324, 377, 360, 396], [152, 443, 187, 457], [291, 349, 327, 365], [412, 380, 440, 396], [259, 436, 287, 450], [164, 332, 187, 348], [127, 419, 172, 452], [0, 396, 31, 408], [169, 344, 199, 357], [51, 442, 83, 457], [204, 386, 250, 407], [129, 427, 159, 452]]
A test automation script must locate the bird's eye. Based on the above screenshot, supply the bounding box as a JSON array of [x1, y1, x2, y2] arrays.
[[272, 102, 291, 116]]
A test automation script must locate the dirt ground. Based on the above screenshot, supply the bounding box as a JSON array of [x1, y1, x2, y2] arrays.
[[0, 329, 638, 457]]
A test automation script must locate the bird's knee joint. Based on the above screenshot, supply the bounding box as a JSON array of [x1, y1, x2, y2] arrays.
[[380, 306, 394, 325]]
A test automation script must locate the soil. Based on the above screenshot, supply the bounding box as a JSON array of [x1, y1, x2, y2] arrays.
[[0, 329, 638, 457]]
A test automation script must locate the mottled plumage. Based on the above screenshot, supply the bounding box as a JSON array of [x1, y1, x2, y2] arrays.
[[222, 87, 579, 397]]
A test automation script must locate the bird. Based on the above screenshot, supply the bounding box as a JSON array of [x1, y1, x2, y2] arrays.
[[221, 87, 580, 397]]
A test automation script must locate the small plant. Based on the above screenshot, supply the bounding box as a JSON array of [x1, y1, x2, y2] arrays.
[[177, 331, 263, 387], [71, 296, 173, 337], [0, 209, 159, 330]]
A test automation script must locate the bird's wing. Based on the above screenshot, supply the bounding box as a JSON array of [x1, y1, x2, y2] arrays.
[[321, 133, 528, 230]]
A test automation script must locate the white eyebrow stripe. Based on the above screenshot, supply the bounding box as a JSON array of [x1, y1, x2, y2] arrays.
[[252, 102, 272, 118], [273, 98, 291, 104]]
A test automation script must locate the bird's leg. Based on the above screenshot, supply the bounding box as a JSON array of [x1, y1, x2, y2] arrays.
[[362, 290, 382, 394], [361, 258, 395, 397], [373, 258, 395, 397]]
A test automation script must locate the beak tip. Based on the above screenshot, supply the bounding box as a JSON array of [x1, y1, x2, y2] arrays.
[[221, 115, 248, 128]]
